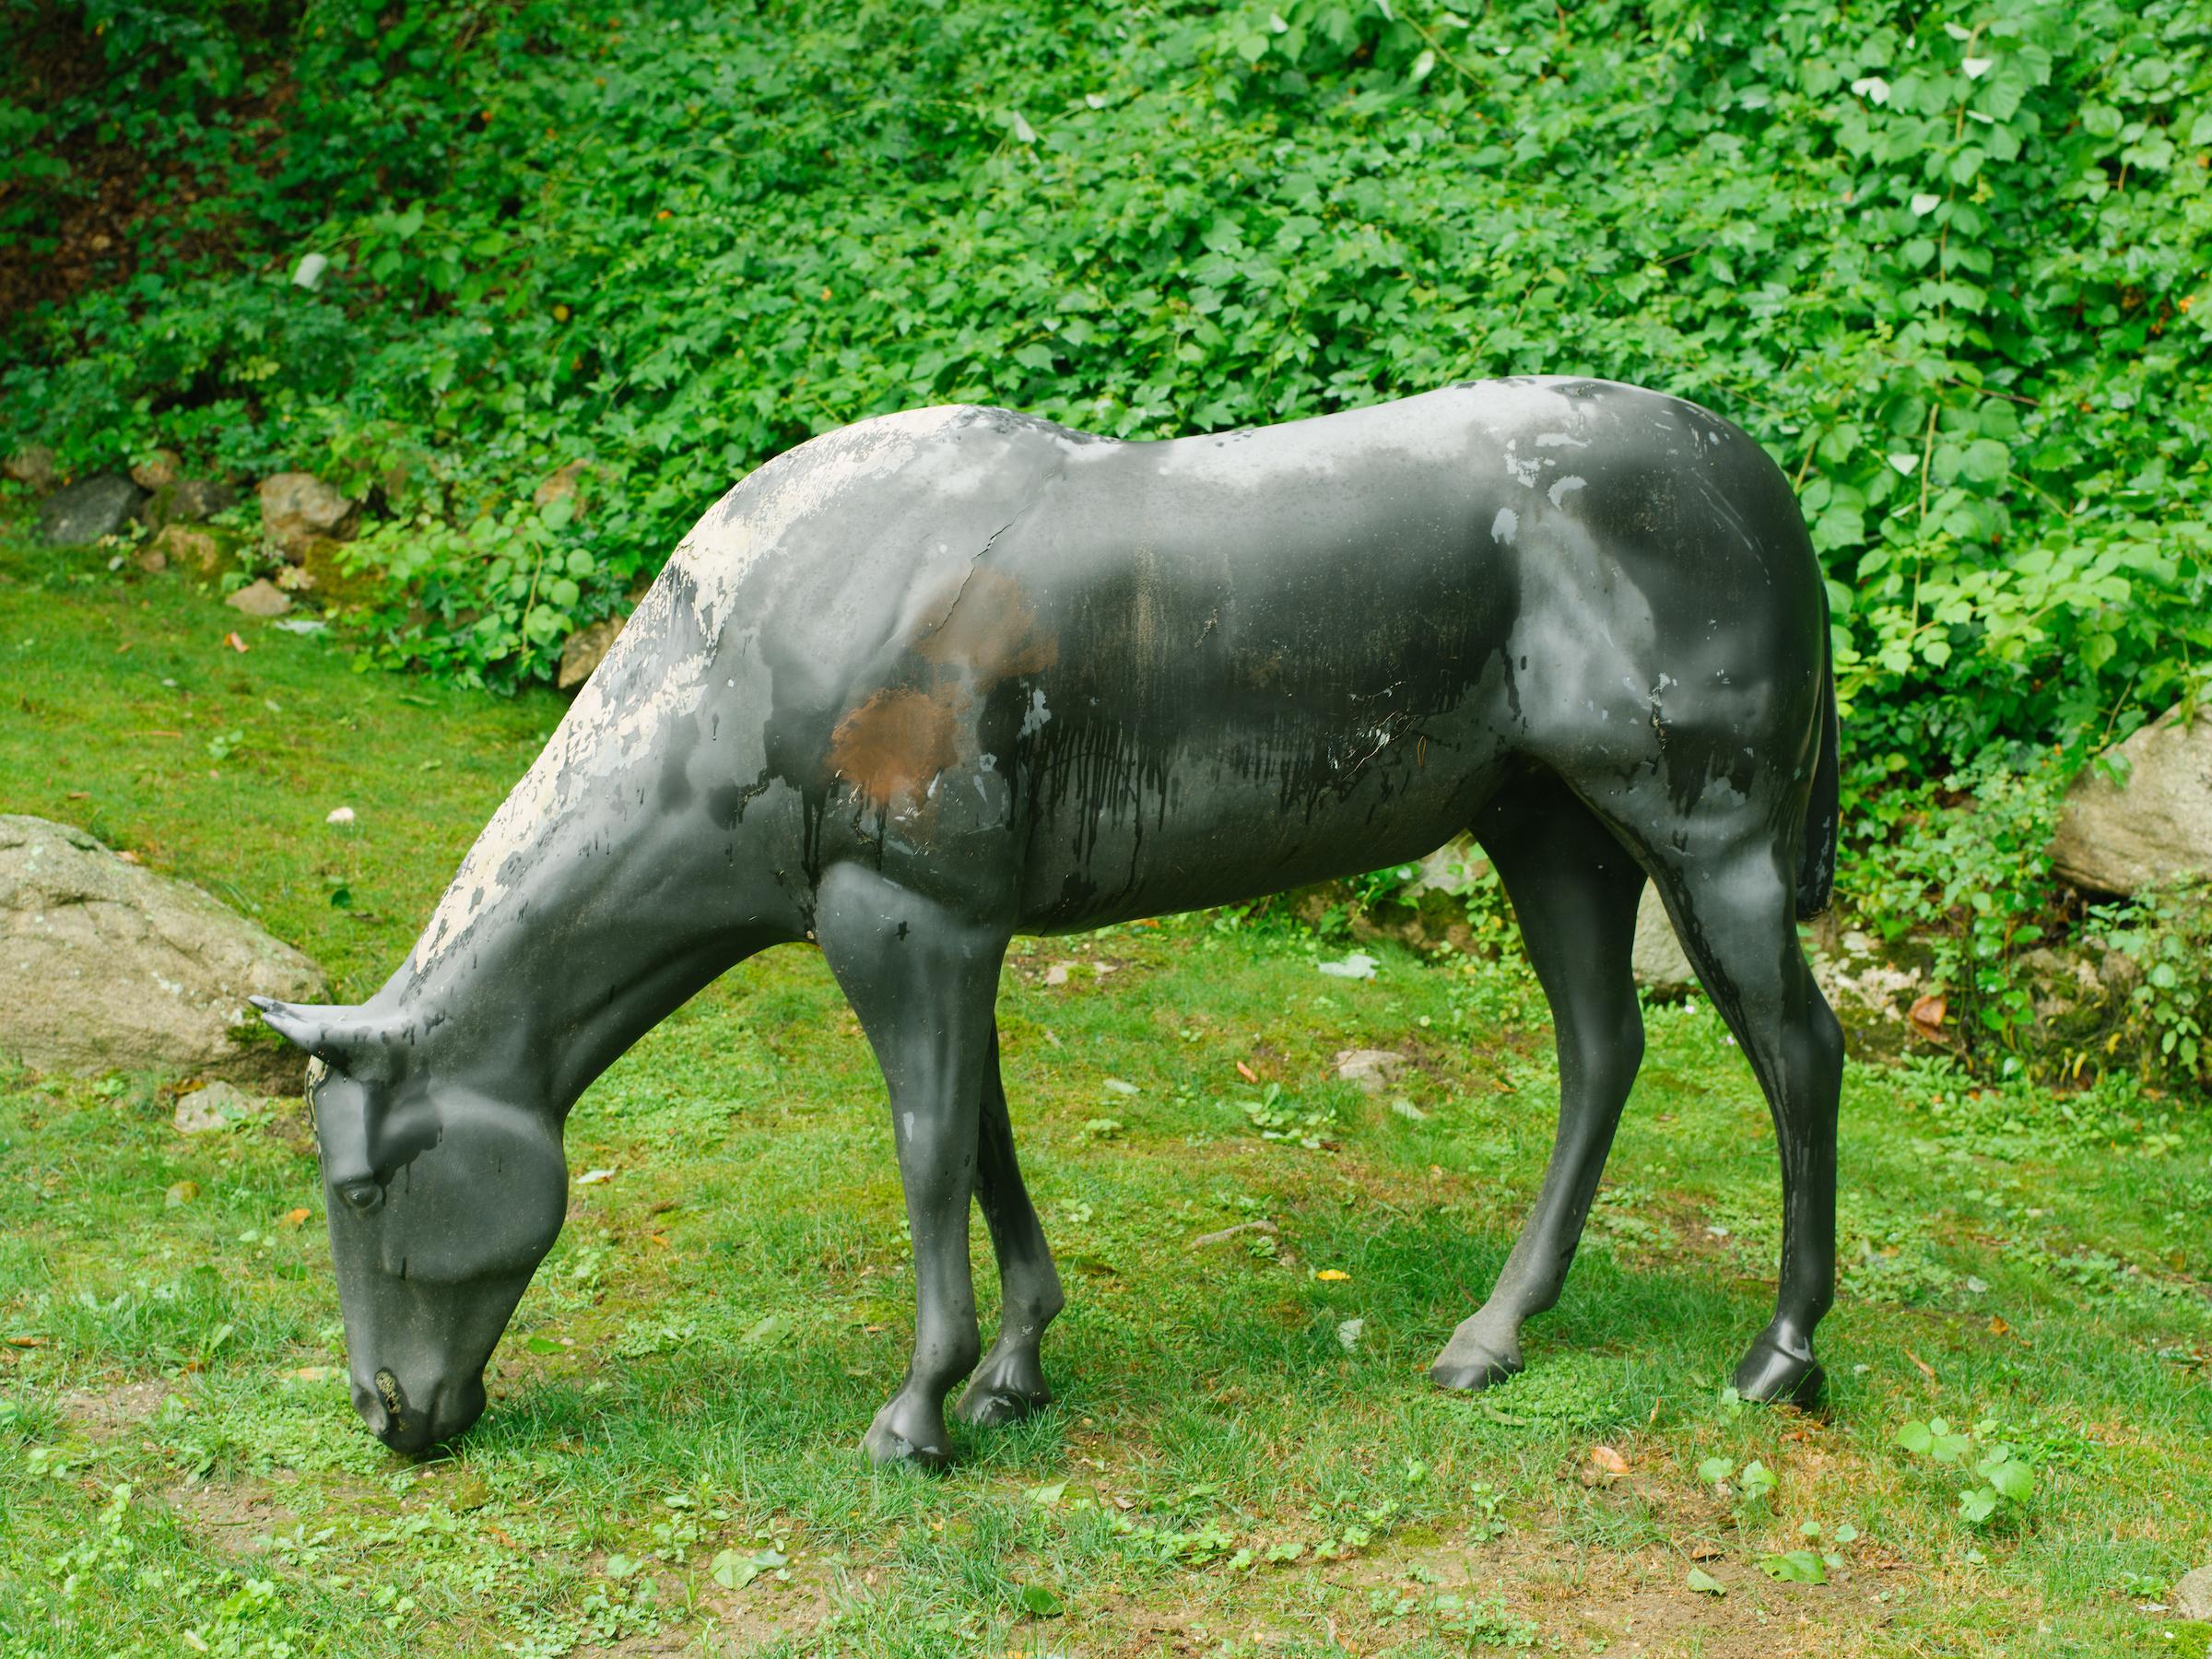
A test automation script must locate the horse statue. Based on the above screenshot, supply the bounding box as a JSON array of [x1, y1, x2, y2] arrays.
[[256, 378, 1842, 1467]]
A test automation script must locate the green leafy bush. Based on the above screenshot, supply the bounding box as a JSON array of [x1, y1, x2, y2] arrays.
[[2089, 881, 2212, 1088], [6, 0, 2212, 1089], [1841, 747, 2065, 1060], [3, 0, 2206, 724]]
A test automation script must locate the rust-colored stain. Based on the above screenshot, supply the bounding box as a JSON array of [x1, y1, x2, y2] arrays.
[[830, 688, 960, 807], [915, 568, 1057, 682]]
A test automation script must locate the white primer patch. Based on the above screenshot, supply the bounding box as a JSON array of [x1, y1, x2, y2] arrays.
[[1019, 688, 1052, 736], [411, 582, 706, 970], [411, 406, 976, 971], [1548, 474, 1587, 508], [670, 406, 976, 641], [1502, 439, 1544, 489], [1490, 508, 1519, 545], [1534, 430, 1589, 449]]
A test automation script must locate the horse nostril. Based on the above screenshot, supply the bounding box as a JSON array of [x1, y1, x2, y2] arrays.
[[339, 1179, 383, 1214]]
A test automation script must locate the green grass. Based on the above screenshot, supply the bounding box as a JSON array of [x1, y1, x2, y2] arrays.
[[2, 534, 2208, 1657]]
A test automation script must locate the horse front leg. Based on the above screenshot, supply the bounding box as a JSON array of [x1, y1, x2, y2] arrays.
[[816, 862, 1010, 1469]]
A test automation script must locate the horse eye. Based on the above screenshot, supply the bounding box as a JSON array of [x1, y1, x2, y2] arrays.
[[339, 1179, 384, 1215]]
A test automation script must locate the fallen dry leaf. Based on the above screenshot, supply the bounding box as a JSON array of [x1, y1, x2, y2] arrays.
[[1988, 1315, 2011, 1336], [1906, 1347, 1937, 1381], [1908, 993, 1947, 1033], [1314, 1269, 1350, 1282], [278, 1206, 312, 1229], [223, 631, 249, 653], [1589, 1444, 1630, 1477], [1235, 1060, 1259, 1083]]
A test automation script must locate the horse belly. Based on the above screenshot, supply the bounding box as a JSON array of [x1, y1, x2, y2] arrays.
[[1013, 697, 1515, 932]]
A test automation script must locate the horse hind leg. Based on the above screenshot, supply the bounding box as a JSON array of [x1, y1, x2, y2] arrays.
[[956, 1023, 1065, 1428], [1641, 818, 1843, 1405], [1431, 774, 1648, 1391]]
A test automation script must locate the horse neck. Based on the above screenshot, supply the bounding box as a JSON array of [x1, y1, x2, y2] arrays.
[[380, 625, 802, 1115]]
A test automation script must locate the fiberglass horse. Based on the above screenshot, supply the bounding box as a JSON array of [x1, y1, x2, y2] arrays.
[[256, 379, 1843, 1467]]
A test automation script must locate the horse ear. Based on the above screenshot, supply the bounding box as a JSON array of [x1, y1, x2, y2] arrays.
[[252, 996, 334, 1057], [252, 997, 420, 1085]]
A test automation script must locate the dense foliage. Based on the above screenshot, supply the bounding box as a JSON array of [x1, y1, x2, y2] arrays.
[[5, 0, 2207, 732], [4, 0, 2209, 1085]]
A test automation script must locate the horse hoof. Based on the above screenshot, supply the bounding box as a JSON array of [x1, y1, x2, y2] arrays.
[[956, 1383, 1048, 1428], [1733, 1335, 1826, 1408], [956, 1347, 1052, 1427], [1429, 1337, 1524, 1393], [862, 1406, 953, 1471]]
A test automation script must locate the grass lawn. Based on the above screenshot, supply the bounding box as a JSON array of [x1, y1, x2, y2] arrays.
[[1, 533, 2207, 1658]]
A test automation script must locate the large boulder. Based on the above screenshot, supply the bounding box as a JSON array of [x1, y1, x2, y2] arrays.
[[138, 477, 239, 530], [2051, 707, 2212, 895], [0, 816, 324, 1077], [38, 474, 146, 545], [1403, 832, 1490, 900], [257, 471, 356, 555], [1631, 883, 1699, 996], [558, 615, 626, 689]]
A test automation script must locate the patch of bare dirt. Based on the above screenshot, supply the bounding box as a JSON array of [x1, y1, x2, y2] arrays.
[[160, 1477, 300, 1559], [564, 1562, 839, 1657], [62, 1376, 173, 1438]]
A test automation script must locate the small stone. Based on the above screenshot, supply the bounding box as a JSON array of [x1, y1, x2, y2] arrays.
[[165, 1180, 200, 1207], [558, 615, 626, 689], [534, 458, 596, 512], [1334, 1048, 1406, 1094], [2174, 1565, 2212, 1621], [1192, 1218, 1277, 1249], [38, 475, 147, 546], [148, 523, 226, 574], [174, 1080, 261, 1134], [130, 450, 182, 490], [226, 579, 294, 618], [136, 545, 168, 574], [5, 443, 58, 493], [257, 472, 355, 555], [324, 806, 356, 827]]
